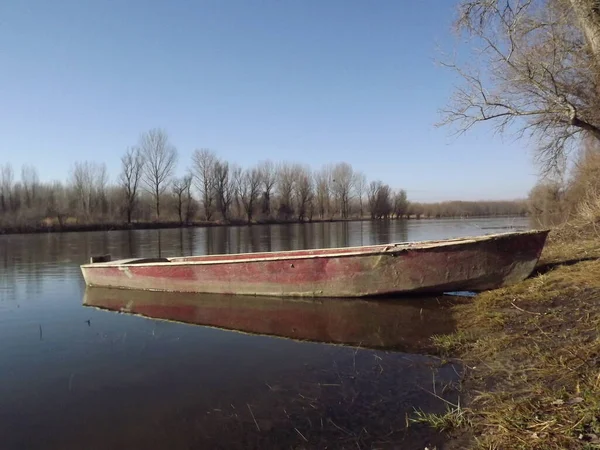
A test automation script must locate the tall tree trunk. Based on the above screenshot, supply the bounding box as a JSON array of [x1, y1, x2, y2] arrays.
[[570, 0, 600, 67]]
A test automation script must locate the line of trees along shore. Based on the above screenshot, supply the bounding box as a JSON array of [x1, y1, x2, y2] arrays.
[[0, 128, 526, 232]]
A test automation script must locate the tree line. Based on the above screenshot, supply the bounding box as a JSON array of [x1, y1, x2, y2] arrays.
[[0, 128, 526, 231]]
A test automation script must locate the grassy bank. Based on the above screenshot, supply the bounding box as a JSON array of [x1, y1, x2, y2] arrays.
[[417, 225, 600, 449]]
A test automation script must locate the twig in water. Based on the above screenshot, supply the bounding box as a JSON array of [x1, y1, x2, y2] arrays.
[[39, 324, 43, 340], [68, 373, 74, 392], [328, 418, 352, 436], [295, 428, 308, 442], [247, 404, 260, 431]]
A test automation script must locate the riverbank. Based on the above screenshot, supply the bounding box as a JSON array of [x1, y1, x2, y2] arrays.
[[0, 214, 529, 236], [419, 224, 600, 449]]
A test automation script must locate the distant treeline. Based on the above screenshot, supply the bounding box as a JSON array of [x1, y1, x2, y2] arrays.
[[0, 128, 527, 233]]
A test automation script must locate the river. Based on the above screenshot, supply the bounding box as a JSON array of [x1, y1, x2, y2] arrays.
[[0, 217, 531, 449]]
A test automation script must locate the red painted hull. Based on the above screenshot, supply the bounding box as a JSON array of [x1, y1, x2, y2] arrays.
[[83, 287, 456, 350], [80, 230, 549, 297]]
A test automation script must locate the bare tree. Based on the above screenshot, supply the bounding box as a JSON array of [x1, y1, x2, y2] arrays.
[[528, 179, 565, 215], [120, 147, 145, 223], [440, 0, 600, 173], [276, 163, 297, 220], [314, 166, 332, 219], [230, 164, 243, 220], [21, 165, 39, 209], [214, 160, 234, 221], [236, 166, 262, 223], [172, 174, 192, 224], [353, 171, 367, 218], [0, 164, 14, 213], [368, 181, 393, 219], [294, 165, 314, 221], [258, 160, 277, 218], [46, 181, 69, 227], [191, 148, 217, 221], [70, 161, 107, 221], [331, 162, 355, 219], [184, 173, 195, 223], [96, 164, 109, 219], [140, 128, 178, 220], [393, 189, 409, 219]]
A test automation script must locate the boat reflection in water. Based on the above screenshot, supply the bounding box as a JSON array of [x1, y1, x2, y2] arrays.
[[83, 287, 459, 351]]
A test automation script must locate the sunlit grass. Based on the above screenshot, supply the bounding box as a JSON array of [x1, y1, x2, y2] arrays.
[[420, 227, 600, 449]]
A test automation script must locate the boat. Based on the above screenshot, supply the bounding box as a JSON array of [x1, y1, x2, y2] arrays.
[[79, 229, 549, 297], [83, 287, 456, 350]]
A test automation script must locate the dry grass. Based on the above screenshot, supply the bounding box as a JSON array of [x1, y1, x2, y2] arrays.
[[425, 227, 600, 449]]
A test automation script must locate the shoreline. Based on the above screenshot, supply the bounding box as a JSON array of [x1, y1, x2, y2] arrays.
[[0, 214, 530, 236], [420, 224, 600, 449]]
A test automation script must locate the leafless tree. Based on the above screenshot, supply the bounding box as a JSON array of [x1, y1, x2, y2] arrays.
[[21, 165, 39, 209], [393, 189, 409, 219], [191, 148, 217, 221], [440, 0, 600, 174], [368, 181, 393, 219], [140, 128, 178, 220], [214, 160, 234, 221], [314, 166, 332, 219], [276, 163, 297, 220], [258, 160, 277, 218], [236, 166, 262, 223], [528, 179, 565, 215], [353, 171, 367, 218], [0, 164, 14, 213], [96, 164, 109, 218], [70, 161, 108, 221], [331, 162, 355, 219], [184, 173, 195, 223], [294, 165, 314, 221], [45, 181, 69, 226], [172, 174, 192, 224], [119, 147, 145, 223]]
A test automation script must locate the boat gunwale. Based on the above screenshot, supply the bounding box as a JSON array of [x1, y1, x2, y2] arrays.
[[80, 229, 549, 269]]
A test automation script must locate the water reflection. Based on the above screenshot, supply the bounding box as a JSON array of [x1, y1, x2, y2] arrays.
[[1, 218, 533, 449], [83, 287, 457, 352]]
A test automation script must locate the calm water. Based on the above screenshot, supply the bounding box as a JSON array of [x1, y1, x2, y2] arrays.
[[0, 217, 530, 449]]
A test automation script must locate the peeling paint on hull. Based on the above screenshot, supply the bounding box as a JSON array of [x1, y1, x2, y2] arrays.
[[80, 230, 550, 297]]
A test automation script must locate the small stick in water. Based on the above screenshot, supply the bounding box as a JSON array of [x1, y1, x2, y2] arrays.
[[295, 428, 308, 442], [247, 404, 260, 431], [39, 324, 43, 340]]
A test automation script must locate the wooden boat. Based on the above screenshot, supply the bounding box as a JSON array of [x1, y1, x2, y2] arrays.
[[80, 229, 549, 297], [83, 287, 457, 350]]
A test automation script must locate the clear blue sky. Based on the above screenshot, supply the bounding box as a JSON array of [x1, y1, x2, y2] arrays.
[[0, 0, 539, 202]]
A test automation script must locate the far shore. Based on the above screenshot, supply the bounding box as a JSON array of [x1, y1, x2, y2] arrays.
[[0, 214, 530, 236]]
